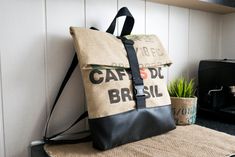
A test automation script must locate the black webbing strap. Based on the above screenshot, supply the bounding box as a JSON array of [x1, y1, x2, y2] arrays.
[[43, 7, 140, 145], [45, 133, 91, 145], [43, 26, 105, 145], [120, 37, 146, 109], [43, 54, 91, 144], [106, 7, 146, 109], [47, 54, 78, 122], [106, 7, 134, 36]]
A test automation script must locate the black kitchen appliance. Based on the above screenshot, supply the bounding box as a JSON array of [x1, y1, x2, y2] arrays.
[[198, 59, 235, 121]]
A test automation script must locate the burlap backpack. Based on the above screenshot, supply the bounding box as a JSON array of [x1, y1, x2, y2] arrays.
[[44, 7, 176, 150]]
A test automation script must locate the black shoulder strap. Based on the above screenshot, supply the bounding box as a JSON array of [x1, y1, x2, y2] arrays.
[[43, 27, 105, 144], [43, 54, 91, 144]]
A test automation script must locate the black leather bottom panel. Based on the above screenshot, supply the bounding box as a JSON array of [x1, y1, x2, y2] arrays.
[[89, 105, 176, 150]]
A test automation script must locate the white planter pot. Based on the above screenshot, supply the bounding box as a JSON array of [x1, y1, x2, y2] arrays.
[[170, 97, 197, 125]]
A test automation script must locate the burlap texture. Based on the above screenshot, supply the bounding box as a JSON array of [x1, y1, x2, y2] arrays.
[[82, 67, 170, 118], [70, 27, 172, 69], [171, 97, 197, 125], [70, 27, 172, 119], [44, 125, 235, 157]]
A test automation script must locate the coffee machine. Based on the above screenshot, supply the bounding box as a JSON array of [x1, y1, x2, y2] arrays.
[[198, 59, 235, 121]]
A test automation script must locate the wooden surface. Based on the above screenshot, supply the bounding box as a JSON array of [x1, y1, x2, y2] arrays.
[[31, 119, 235, 157], [150, 0, 235, 14], [44, 125, 235, 157]]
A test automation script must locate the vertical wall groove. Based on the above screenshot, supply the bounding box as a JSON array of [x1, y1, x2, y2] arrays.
[[167, 5, 170, 83], [187, 9, 191, 79], [84, 0, 87, 28], [0, 2, 6, 156], [116, 0, 119, 35], [81, 0, 87, 133], [43, 0, 49, 119], [218, 15, 223, 59], [0, 51, 6, 157], [144, 0, 146, 34]]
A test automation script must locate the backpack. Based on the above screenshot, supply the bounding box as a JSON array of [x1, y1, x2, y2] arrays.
[[44, 7, 175, 150]]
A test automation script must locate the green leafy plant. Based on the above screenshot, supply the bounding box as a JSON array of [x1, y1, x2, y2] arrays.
[[168, 77, 195, 98]]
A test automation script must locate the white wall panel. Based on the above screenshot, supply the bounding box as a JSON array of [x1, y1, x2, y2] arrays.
[[221, 13, 235, 58], [169, 6, 189, 81], [0, 0, 46, 157], [118, 0, 145, 34], [86, 0, 117, 33], [146, 2, 169, 83], [146, 3, 168, 50], [188, 10, 221, 82], [46, 0, 86, 135]]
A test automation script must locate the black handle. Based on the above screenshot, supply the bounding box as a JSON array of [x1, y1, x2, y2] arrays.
[[106, 7, 134, 36]]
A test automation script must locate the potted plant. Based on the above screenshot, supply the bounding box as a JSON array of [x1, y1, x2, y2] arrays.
[[168, 77, 197, 125]]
